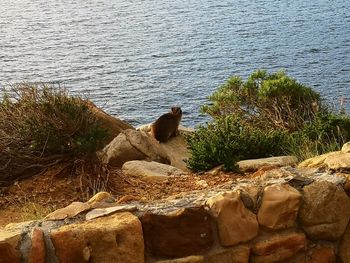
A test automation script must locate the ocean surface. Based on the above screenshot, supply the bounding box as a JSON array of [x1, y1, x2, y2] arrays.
[[1, 0, 349, 126]]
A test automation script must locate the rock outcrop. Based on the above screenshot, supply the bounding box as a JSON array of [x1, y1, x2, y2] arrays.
[[122, 160, 187, 182], [2, 150, 350, 263], [299, 142, 350, 172], [99, 129, 170, 167], [237, 156, 298, 172]]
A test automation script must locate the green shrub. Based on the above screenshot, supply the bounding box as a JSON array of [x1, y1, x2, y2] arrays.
[[188, 70, 350, 171], [186, 116, 288, 171], [202, 69, 322, 132], [0, 83, 109, 184]]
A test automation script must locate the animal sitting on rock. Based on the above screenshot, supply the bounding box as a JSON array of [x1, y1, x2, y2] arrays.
[[151, 107, 182, 143]]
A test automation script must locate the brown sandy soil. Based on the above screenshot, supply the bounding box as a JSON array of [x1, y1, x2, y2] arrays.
[[0, 164, 247, 227]]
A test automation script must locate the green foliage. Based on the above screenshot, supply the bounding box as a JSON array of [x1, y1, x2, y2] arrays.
[[0, 84, 108, 156], [0, 83, 109, 184], [186, 116, 288, 171], [188, 70, 350, 172], [202, 69, 322, 132]]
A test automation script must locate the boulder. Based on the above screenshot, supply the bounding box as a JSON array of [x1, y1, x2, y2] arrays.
[[257, 184, 301, 230], [299, 149, 350, 171], [50, 212, 144, 263], [141, 207, 213, 258], [138, 124, 193, 171], [207, 245, 250, 263], [324, 152, 350, 171], [339, 223, 350, 263], [88, 102, 134, 144], [304, 246, 336, 263], [99, 129, 170, 167], [122, 160, 187, 182], [237, 156, 298, 172], [299, 181, 350, 240], [251, 231, 306, 263], [206, 191, 258, 246], [342, 142, 350, 153], [0, 229, 21, 263], [298, 152, 336, 168]]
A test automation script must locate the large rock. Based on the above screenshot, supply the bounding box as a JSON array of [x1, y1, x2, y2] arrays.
[[50, 212, 144, 263], [257, 184, 301, 230], [298, 152, 336, 168], [122, 160, 187, 182], [206, 191, 258, 246], [342, 142, 350, 153], [299, 181, 350, 240], [141, 207, 213, 258], [138, 124, 192, 171], [304, 246, 336, 263], [324, 152, 350, 171], [251, 231, 306, 263], [207, 245, 250, 263], [299, 149, 350, 171], [0, 229, 21, 263], [237, 156, 298, 172], [88, 102, 134, 144], [339, 224, 350, 263], [99, 129, 170, 167]]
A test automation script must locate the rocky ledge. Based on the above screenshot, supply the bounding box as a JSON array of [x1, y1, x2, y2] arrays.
[[2, 119, 350, 263], [1, 162, 350, 263]]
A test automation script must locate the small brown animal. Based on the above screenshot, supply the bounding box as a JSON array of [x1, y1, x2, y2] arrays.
[[151, 107, 182, 142]]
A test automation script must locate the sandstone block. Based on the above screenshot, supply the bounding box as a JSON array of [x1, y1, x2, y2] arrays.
[[251, 231, 306, 263], [257, 184, 301, 229], [342, 142, 350, 153], [206, 191, 258, 246], [304, 246, 336, 263], [298, 152, 336, 168], [28, 228, 46, 263], [122, 160, 186, 182], [237, 156, 298, 172], [324, 152, 350, 171], [299, 181, 350, 240], [158, 133, 191, 171], [50, 212, 144, 263], [45, 201, 91, 220], [99, 129, 169, 167], [0, 230, 21, 263], [141, 207, 213, 258], [207, 245, 250, 263], [339, 223, 350, 263]]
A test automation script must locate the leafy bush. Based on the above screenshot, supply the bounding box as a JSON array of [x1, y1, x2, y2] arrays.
[[202, 70, 322, 132], [188, 70, 350, 171], [186, 116, 288, 171], [0, 83, 108, 184]]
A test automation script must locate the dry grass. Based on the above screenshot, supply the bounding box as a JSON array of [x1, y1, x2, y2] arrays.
[[0, 83, 108, 186]]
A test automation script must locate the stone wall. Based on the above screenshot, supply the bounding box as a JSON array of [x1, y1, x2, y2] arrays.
[[1, 167, 350, 263]]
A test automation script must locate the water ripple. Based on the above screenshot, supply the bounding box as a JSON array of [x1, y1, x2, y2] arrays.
[[0, 0, 349, 126]]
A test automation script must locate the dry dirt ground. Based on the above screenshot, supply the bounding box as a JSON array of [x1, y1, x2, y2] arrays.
[[0, 163, 252, 227]]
